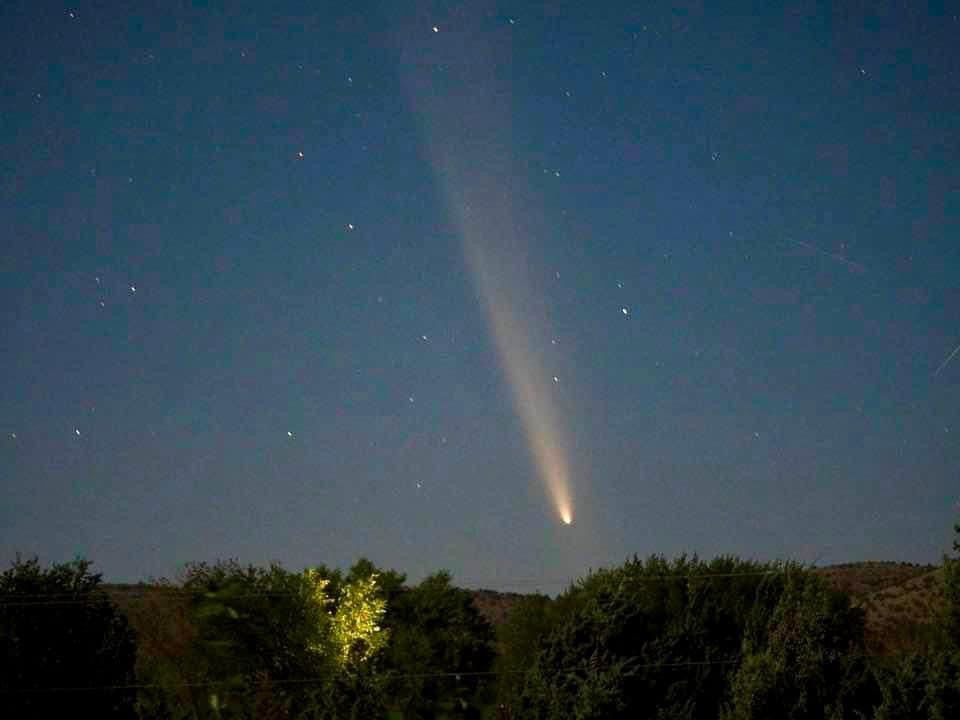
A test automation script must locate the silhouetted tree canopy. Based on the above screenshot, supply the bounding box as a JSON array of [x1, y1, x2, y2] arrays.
[[723, 570, 876, 720], [381, 570, 496, 720], [0, 556, 138, 718], [511, 555, 874, 720], [7, 517, 960, 719]]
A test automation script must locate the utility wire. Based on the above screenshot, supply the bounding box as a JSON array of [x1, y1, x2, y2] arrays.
[[0, 658, 743, 695]]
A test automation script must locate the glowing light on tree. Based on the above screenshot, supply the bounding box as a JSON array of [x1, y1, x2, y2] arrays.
[[330, 573, 388, 666], [302, 569, 388, 667]]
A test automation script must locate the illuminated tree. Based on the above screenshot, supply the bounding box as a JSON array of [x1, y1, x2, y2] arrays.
[[328, 572, 388, 667]]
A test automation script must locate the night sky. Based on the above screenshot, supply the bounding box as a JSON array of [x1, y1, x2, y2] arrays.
[[3, 1, 959, 591]]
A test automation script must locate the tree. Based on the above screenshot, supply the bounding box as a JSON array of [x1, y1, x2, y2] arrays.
[[324, 570, 388, 666], [381, 571, 496, 719], [871, 651, 960, 720], [136, 559, 390, 719], [922, 648, 960, 720], [494, 593, 557, 708], [723, 570, 877, 720], [511, 554, 878, 720], [0, 556, 138, 717], [514, 554, 799, 719], [867, 519, 960, 720]]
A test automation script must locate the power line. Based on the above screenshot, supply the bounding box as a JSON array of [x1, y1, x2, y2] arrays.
[[0, 592, 305, 607], [0, 658, 744, 695], [467, 568, 792, 587]]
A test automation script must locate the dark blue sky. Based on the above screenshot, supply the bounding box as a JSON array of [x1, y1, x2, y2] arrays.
[[2, 1, 959, 589]]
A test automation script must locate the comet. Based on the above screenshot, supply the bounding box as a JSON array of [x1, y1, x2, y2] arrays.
[[396, 13, 577, 526], [461, 232, 576, 526]]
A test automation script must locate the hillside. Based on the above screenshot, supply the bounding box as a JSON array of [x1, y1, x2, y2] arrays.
[[470, 588, 529, 627], [810, 562, 944, 654], [812, 561, 937, 598]]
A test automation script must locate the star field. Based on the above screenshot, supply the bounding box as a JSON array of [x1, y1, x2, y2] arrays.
[[1, 1, 959, 588]]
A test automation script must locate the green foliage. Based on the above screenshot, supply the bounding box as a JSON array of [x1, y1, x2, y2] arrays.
[[870, 523, 960, 719], [136, 561, 319, 718], [494, 594, 557, 705], [137, 559, 390, 719], [871, 650, 960, 720], [0, 556, 138, 717], [327, 571, 389, 666], [381, 570, 496, 719], [923, 648, 960, 720], [723, 570, 876, 720], [509, 554, 879, 720], [873, 653, 930, 720], [513, 554, 800, 719], [14, 525, 960, 719]]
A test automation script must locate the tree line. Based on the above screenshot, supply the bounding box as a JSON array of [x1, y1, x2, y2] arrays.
[[1, 520, 958, 718]]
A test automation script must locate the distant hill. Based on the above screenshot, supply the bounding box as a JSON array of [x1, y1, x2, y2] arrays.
[[469, 588, 529, 627], [813, 561, 945, 654], [812, 561, 937, 598]]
